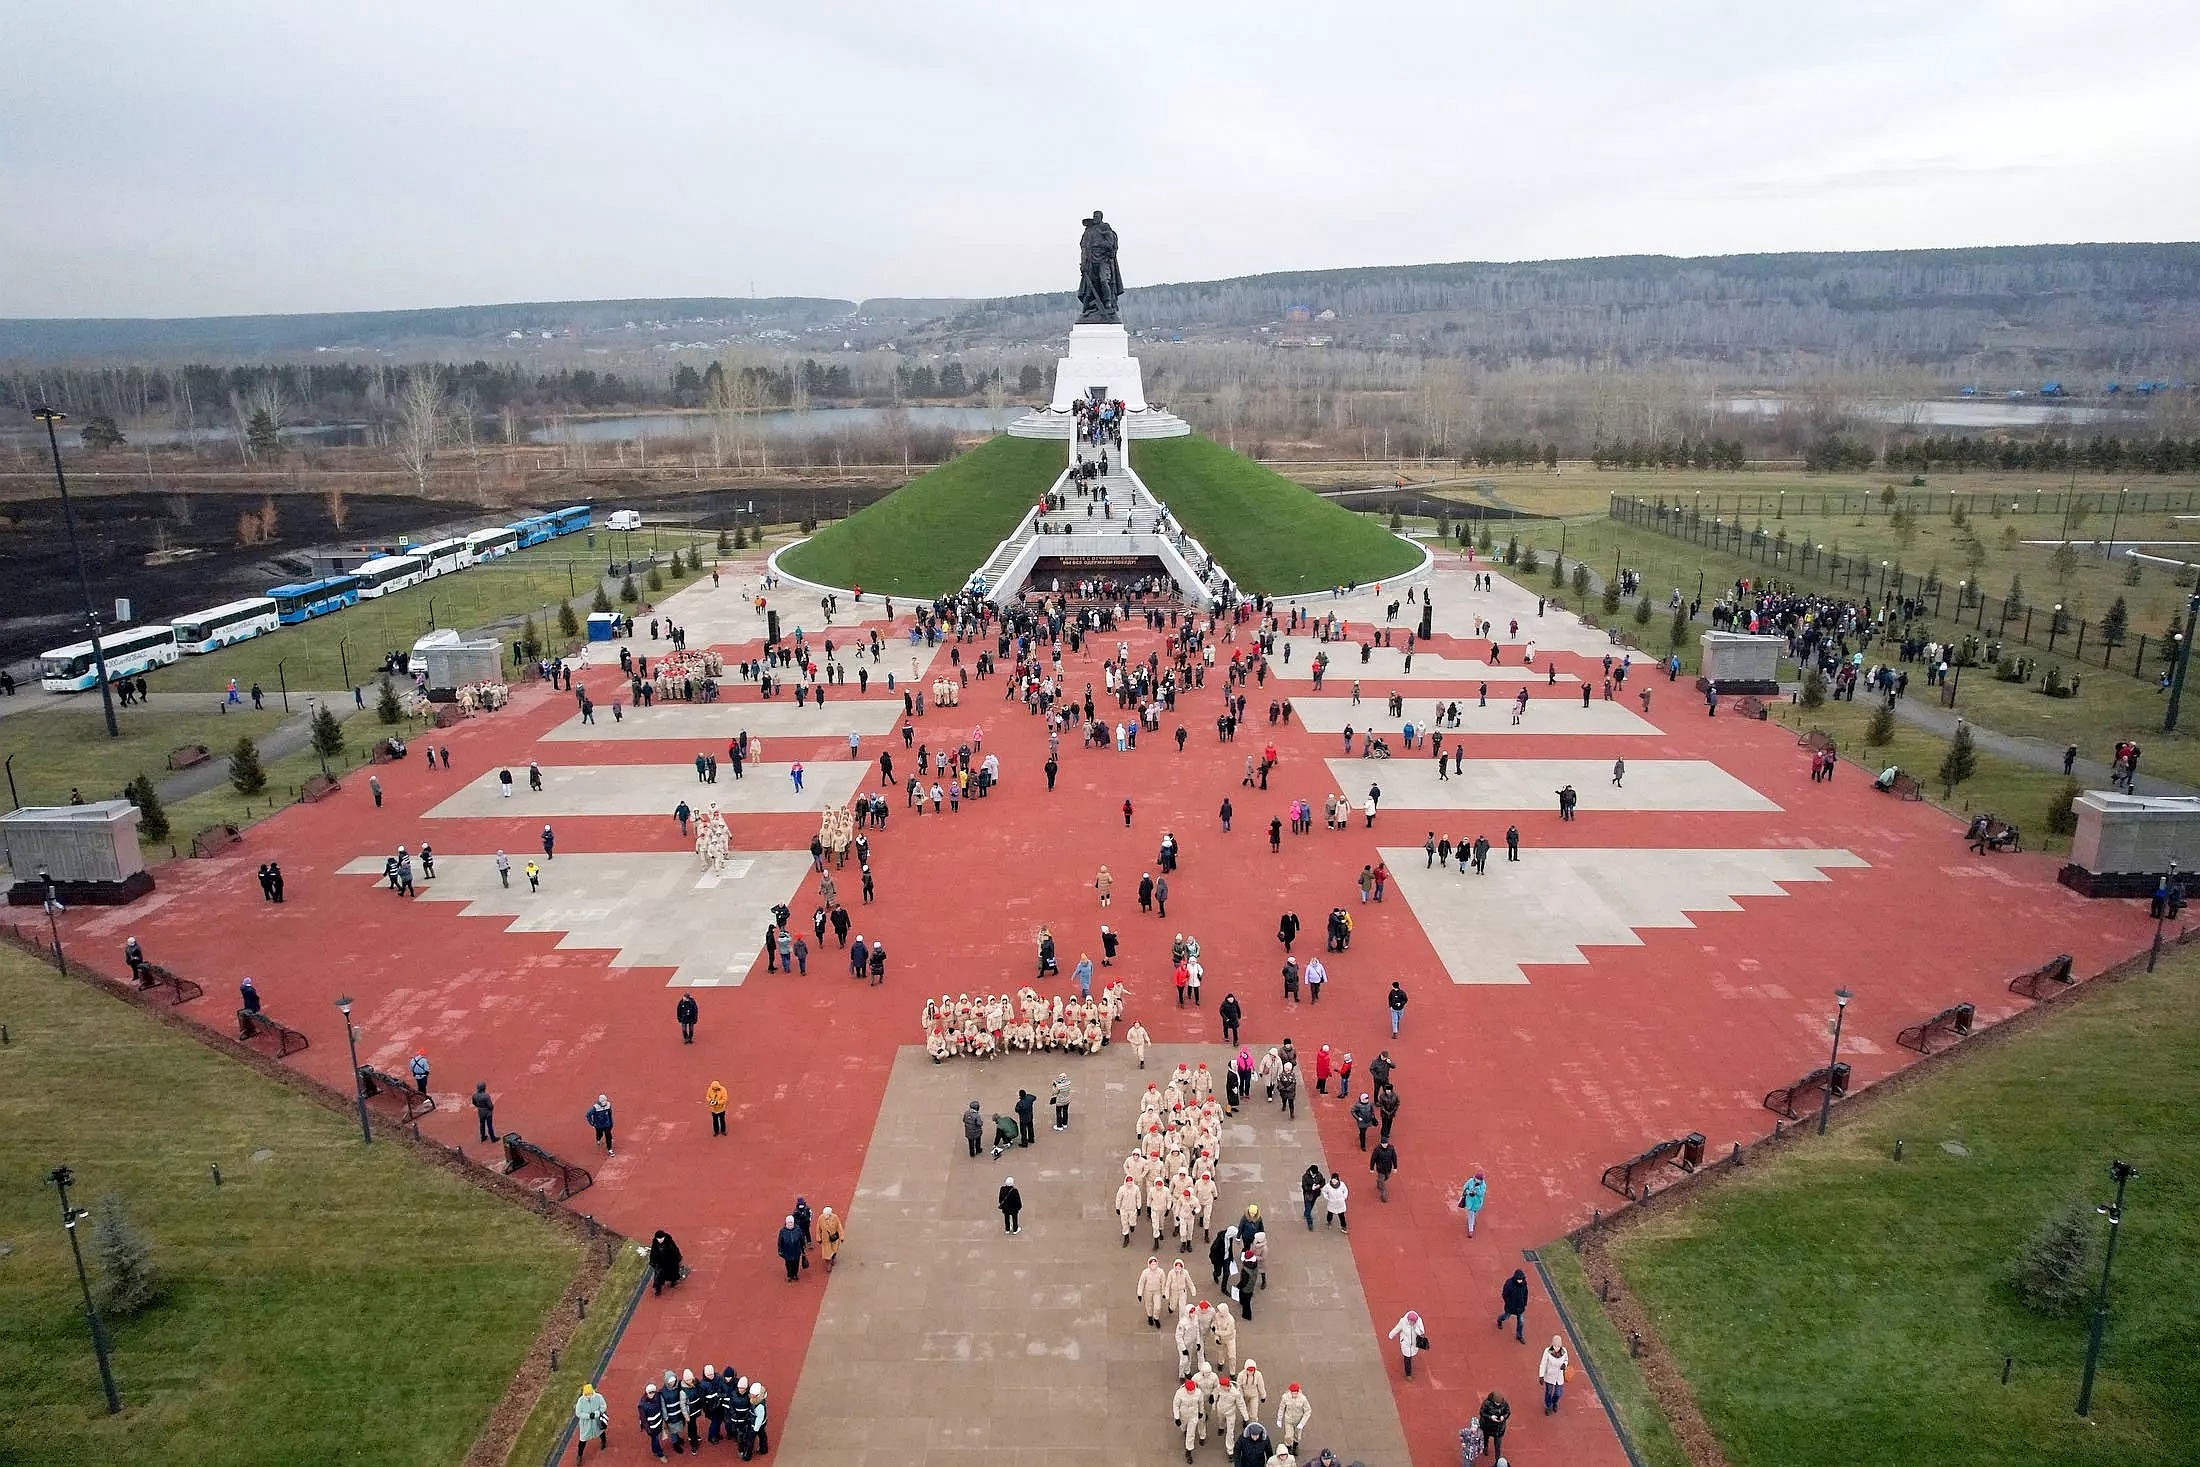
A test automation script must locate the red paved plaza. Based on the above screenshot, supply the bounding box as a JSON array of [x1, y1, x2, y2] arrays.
[[66, 555, 2154, 1467]]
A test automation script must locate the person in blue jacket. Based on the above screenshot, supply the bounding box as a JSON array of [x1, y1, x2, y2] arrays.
[[637, 1381, 669, 1460]]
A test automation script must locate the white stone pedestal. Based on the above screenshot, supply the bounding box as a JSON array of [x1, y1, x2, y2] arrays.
[[1700, 632, 1784, 693], [1048, 324, 1149, 411]]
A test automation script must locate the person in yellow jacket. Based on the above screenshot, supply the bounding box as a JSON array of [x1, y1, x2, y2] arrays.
[[706, 1079, 729, 1137], [816, 1205, 844, 1269]]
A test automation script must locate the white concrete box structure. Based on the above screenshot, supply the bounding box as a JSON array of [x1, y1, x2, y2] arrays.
[[1008, 325, 1190, 440], [1699, 631, 1785, 694], [2061, 791, 2200, 895], [3, 800, 153, 905]]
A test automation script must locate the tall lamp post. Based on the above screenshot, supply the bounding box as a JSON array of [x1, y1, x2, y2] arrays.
[[2165, 589, 2200, 733], [2149, 859, 2179, 972], [39, 866, 67, 975], [48, 1165, 122, 1413], [2107, 487, 2126, 562], [275, 659, 290, 714], [336, 996, 371, 1144], [31, 408, 119, 738], [337, 635, 352, 691], [1817, 988, 1852, 1136], [2076, 1160, 2137, 1418]]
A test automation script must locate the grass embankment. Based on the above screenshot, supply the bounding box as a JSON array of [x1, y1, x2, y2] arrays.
[[1135, 435, 1423, 593], [1538, 1247, 1693, 1467], [0, 706, 287, 810], [1514, 516, 2200, 788], [0, 945, 579, 1467], [1594, 947, 2200, 1467], [507, 1247, 650, 1467], [778, 435, 1063, 595]]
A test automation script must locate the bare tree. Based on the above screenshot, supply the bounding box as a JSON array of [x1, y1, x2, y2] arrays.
[[394, 368, 447, 493]]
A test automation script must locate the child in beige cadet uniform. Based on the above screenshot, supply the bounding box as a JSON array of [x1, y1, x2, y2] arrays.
[[1190, 1348, 1221, 1416], [1172, 1187, 1200, 1251], [1164, 1254, 1196, 1320], [1236, 1359, 1268, 1422], [1212, 1374, 1246, 1450], [1174, 1300, 1208, 1376], [1138, 1256, 1167, 1326], [1275, 1383, 1313, 1451], [1127, 1021, 1151, 1066], [1206, 1304, 1239, 1372], [1116, 1175, 1144, 1245], [1147, 1175, 1171, 1247], [1171, 1379, 1205, 1462]]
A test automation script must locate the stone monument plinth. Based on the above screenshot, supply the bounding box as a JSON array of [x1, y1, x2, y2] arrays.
[[4, 800, 155, 906], [2059, 791, 2200, 897], [422, 638, 504, 693], [1699, 632, 1784, 695]]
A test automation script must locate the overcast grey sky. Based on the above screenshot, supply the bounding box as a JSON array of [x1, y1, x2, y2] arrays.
[[3, 0, 2195, 318]]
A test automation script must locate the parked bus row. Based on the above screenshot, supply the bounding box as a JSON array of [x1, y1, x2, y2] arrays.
[[36, 504, 592, 692]]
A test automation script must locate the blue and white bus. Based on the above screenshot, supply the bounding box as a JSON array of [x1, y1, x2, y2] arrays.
[[407, 537, 473, 578], [352, 554, 428, 599], [171, 597, 279, 654], [38, 624, 181, 692], [511, 514, 555, 548], [267, 575, 360, 624], [548, 505, 593, 536], [465, 525, 520, 561]]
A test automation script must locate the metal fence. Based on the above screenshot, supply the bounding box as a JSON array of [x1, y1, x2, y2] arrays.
[[1609, 495, 2186, 684], [1612, 484, 2200, 526]]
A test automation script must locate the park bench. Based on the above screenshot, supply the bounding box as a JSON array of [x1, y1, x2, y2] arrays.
[[1797, 729, 1836, 755], [1598, 1132, 1705, 1197], [357, 1065, 438, 1122], [191, 823, 242, 858], [432, 705, 467, 729], [1887, 773, 1923, 802], [166, 744, 212, 771], [236, 1008, 310, 1058], [1896, 1001, 1975, 1055], [1967, 816, 2021, 853], [1762, 1062, 1851, 1120], [134, 961, 204, 1005], [2007, 952, 2075, 1000], [501, 1132, 594, 1200], [299, 773, 341, 803], [1733, 696, 1769, 720]]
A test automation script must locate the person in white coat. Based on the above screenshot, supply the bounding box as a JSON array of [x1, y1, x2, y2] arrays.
[[1387, 1309, 1427, 1379], [1235, 1359, 1269, 1424], [1171, 1378, 1206, 1461], [1274, 1382, 1313, 1451], [1320, 1172, 1350, 1231], [1138, 1256, 1168, 1327], [1116, 1174, 1145, 1246], [1537, 1334, 1570, 1414], [1175, 1304, 1207, 1378]]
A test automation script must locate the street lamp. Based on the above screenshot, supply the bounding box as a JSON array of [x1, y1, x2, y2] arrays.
[[31, 409, 118, 739], [275, 659, 290, 714], [2149, 859, 2179, 972], [337, 635, 352, 690], [427, 598, 438, 633], [47, 1165, 122, 1413], [2108, 487, 2127, 561], [38, 866, 66, 975], [336, 996, 371, 1144], [5, 751, 18, 810], [1817, 988, 1852, 1136], [2076, 1160, 2138, 1418]]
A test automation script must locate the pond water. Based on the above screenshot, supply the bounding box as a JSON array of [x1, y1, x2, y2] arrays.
[[527, 405, 1021, 444]]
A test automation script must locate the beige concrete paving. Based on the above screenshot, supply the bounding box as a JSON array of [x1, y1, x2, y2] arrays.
[[423, 761, 866, 818], [1290, 695, 1659, 737], [1380, 845, 1869, 983], [1273, 639, 1579, 683], [335, 850, 814, 985], [540, 699, 902, 743], [1302, 560, 1618, 658], [1326, 757, 1780, 814], [778, 1044, 1411, 1467]]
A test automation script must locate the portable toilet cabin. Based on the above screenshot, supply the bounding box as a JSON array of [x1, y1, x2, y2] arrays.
[[587, 612, 620, 643]]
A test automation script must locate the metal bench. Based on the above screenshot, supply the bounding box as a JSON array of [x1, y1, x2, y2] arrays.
[[1798, 729, 1836, 755], [191, 823, 243, 858], [300, 773, 342, 803], [1598, 1133, 1705, 1197], [501, 1132, 594, 1200], [134, 961, 204, 1005], [166, 744, 212, 771], [236, 1008, 310, 1058], [1896, 1002, 1975, 1055], [1887, 773, 1923, 802], [2008, 953, 2075, 1000], [358, 1065, 438, 1122], [1763, 1062, 1851, 1120], [1734, 696, 1769, 720]]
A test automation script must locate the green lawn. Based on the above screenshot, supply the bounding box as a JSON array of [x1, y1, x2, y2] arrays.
[[1605, 948, 2200, 1467], [0, 945, 580, 1467], [1134, 435, 1424, 593], [1518, 516, 2200, 788], [1538, 1246, 1692, 1467], [507, 1246, 649, 1467], [147, 535, 713, 697], [0, 705, 287, 809], [778, 435, 1064, 595]]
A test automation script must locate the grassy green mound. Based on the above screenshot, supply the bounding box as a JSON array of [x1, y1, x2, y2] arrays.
[[1601, 950, 2200, 1467], [1132, 435, 1423, 593], [0, 946, 579, 1466], [779, 435, 1063, 595]]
